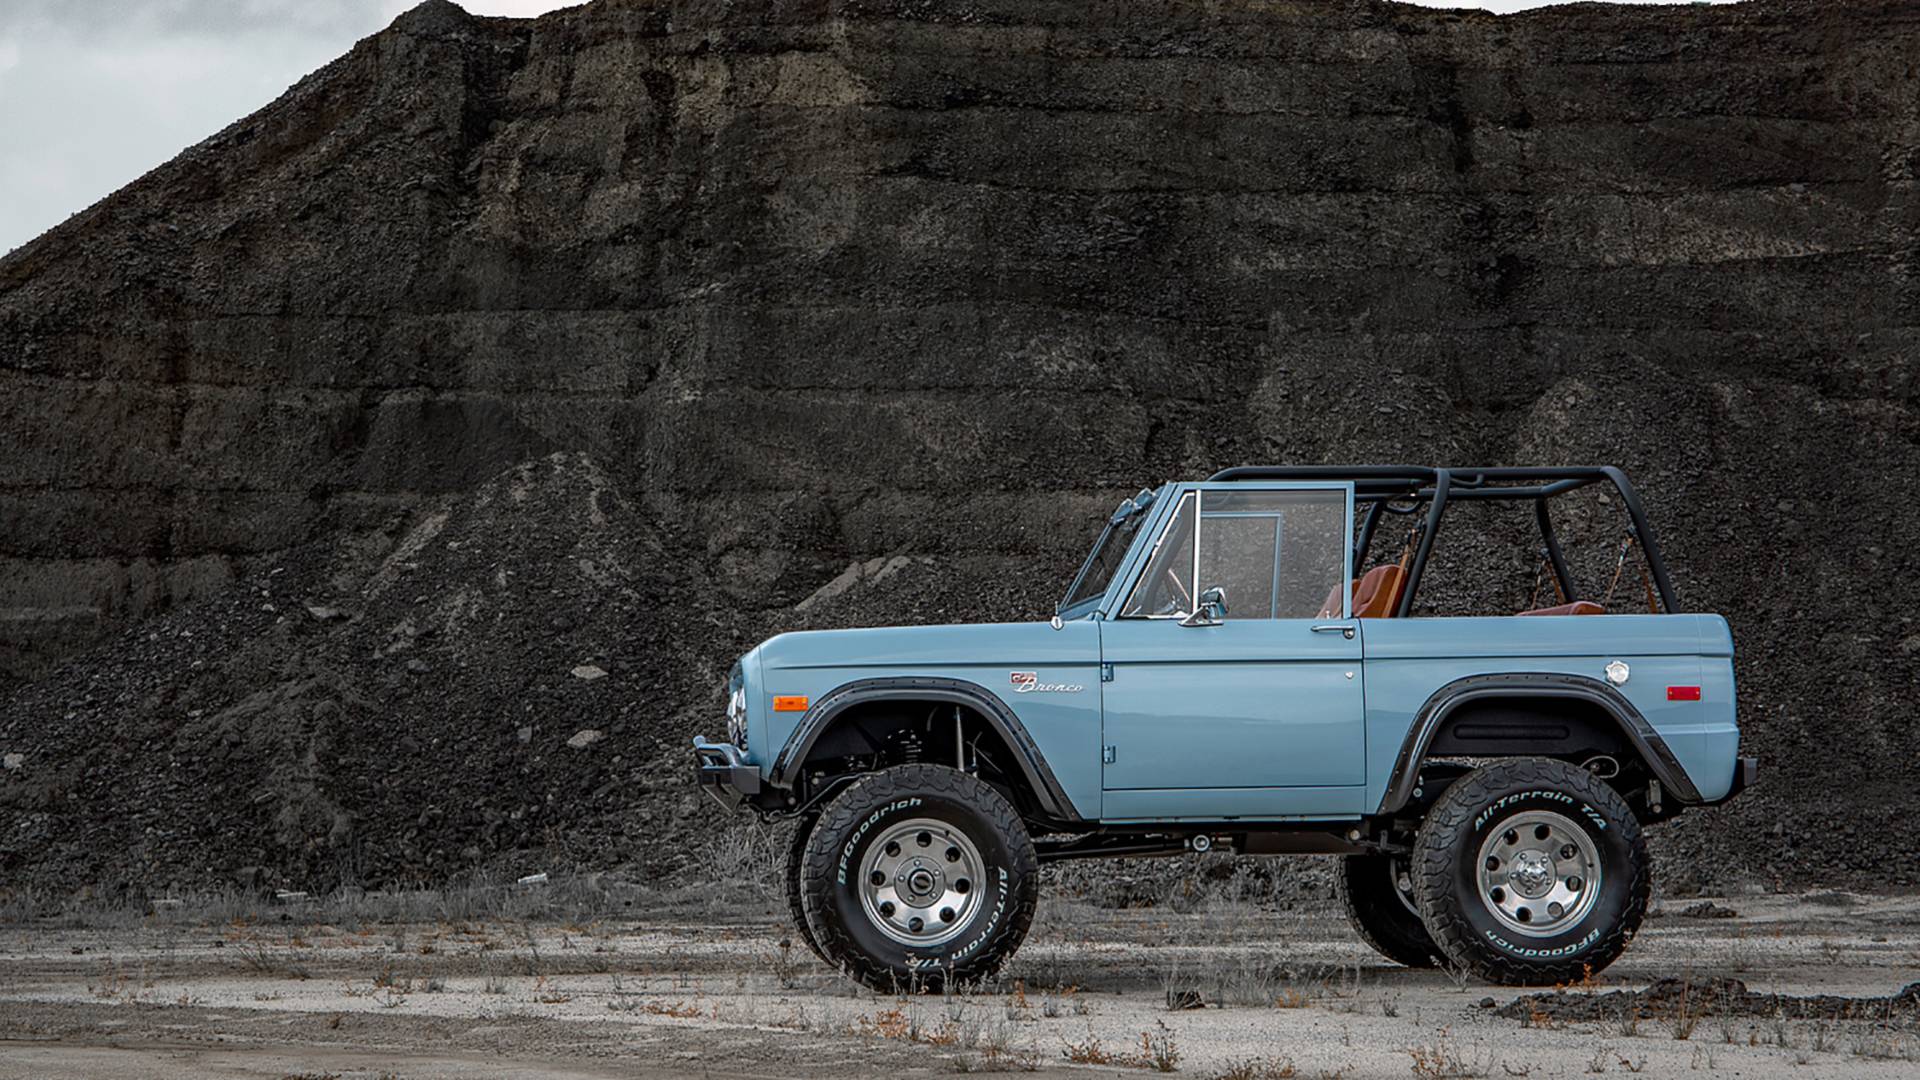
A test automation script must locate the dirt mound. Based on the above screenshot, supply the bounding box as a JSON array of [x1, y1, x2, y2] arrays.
[[0, 454, 733, 894], [1500, 977, 1920, 1024]]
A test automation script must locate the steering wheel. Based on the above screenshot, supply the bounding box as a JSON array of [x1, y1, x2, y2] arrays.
[[1161, 566, 1194, 616]]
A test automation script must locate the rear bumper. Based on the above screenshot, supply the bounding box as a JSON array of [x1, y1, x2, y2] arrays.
[[1707, 756, 1758, 805], [692, 736, 760, 809]]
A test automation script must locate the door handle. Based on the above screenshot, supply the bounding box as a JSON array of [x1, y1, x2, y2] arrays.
[[1311, 623, 1356, 639]]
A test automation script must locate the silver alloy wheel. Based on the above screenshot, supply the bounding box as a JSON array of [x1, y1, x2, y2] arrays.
[[1474, 810, 1602, 938], [857, 817, 986, 947]]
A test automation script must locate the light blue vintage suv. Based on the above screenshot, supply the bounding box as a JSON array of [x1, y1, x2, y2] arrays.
[[695, 466, 1756, 989]]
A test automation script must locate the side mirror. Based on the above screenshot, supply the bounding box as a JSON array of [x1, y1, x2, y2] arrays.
[[1180, 586, 1229, 628]]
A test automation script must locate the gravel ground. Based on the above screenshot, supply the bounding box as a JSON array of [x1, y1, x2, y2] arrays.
[[2, 887, 1917, 1079]]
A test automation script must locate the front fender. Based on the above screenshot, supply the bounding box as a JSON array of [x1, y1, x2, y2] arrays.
[[769, 676, 1083, 822]]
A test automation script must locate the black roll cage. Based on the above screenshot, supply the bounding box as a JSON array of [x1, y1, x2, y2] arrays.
[[1207, 465, 1681, 618]]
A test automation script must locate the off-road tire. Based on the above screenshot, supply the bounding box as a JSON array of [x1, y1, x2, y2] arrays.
[[1337, 853, 1441, 968], [1412, 757, 1649, 986], [799, 764, 1038, 992], [784, 812, 826, 963]]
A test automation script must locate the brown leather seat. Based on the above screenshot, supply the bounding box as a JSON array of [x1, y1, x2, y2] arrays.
[[1516, 600, 1606, 617], [1318, 564, 1407, 619], [1352, 564, 1406, 618]]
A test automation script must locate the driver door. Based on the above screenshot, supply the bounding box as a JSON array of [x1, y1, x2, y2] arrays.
[[1098, 484, 1367, 821]]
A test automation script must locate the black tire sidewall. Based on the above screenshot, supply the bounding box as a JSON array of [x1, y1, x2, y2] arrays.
[[1446, 787, 1633, 964], [784, 813, 825, 962], [803, 768, 1034, 987], [1339, 853, 1439, 967]]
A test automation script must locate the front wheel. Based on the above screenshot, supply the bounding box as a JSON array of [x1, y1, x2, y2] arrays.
[[784, 813, 826, 963], [1411, 757, 1649, 985], [798, 764, 1038, 991]]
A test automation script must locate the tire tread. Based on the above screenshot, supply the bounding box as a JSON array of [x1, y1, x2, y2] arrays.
[[784, 812, 826, 964], [1337, 854, 1440, 969]]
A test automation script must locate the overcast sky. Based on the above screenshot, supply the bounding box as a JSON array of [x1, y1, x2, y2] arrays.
[[1, 1, 1733, 256]]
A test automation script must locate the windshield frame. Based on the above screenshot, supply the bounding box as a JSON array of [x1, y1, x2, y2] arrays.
[[1057, 486, 1162, 616]]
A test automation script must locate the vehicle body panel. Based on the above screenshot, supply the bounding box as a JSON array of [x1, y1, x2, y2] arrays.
[[1098, 616, 1365, 813], [1093, 480, 1368, 819], [1360, 615, 1739, 806], [750, 621, 1105, 819]]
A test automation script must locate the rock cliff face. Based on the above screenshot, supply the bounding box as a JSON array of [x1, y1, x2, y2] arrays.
[[3, 0, 1919, 890]]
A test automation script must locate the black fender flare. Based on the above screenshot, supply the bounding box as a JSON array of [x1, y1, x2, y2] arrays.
[[768, 676, 1082, 822], [1377, 672, 1702, 814]]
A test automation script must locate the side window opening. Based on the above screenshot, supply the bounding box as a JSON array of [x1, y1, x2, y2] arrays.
[[1199, 510, 1279, 617], [1202, 489, 1348, 619], [1121, 488, 1347, 620]]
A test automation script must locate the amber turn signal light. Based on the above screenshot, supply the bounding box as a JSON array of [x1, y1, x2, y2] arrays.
[[772, 695, 810, 712]]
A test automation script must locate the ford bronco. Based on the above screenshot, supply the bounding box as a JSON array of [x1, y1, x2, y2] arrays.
[[695, 465, 1756, 989]]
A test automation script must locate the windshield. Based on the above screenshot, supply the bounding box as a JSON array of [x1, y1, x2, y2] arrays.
[[1058, 488, 1157, 612]]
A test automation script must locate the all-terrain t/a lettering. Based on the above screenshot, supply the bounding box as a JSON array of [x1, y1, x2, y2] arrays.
[[694, 465, 1756, 988]]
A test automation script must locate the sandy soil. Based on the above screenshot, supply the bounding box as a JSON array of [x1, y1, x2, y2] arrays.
[[2, 889, 1916, 1079]]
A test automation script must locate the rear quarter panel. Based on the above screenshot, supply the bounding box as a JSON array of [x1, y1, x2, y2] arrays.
[[1360, 613, 1739, 807]]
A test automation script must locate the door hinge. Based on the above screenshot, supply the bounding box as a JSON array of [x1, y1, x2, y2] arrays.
[[1102, 745, 1117, 764], [1100, 662, 1114, 683]]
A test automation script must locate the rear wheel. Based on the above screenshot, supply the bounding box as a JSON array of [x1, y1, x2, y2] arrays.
[[798, 764, 1038, 991], [1337, 853, 1440, 968], [1412, 757, 1649, 985]]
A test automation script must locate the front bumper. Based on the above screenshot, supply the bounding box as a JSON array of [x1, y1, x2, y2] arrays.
[[692, 736, 760, 809]]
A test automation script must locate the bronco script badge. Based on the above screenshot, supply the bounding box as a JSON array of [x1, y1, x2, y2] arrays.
[[1009, 671, 1085, 694]]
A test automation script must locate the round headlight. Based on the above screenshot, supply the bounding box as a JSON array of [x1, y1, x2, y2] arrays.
[[727, 686, 747, 748]]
